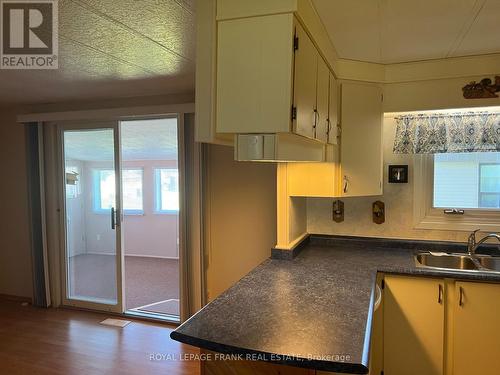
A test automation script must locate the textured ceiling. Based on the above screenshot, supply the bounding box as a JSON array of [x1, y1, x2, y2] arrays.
[[313, 0, 500, 64], [0, 0, 195, 105], [64, 118, 178, 161]]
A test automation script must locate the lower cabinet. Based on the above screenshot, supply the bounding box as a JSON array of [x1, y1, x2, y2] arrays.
[[382, 275, 500, 375], [453, 281, 500, 375], [383, 275, 444, 375]]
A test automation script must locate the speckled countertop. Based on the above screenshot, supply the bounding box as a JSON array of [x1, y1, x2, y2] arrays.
[[170, 236, 500, 374]]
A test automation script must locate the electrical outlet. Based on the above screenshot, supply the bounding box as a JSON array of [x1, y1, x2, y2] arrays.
[[96, 234, 101, 241]]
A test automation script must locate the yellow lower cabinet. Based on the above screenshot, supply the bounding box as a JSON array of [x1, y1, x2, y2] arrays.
[[383, 275, 445, 375], [453, 281, 500, 375]]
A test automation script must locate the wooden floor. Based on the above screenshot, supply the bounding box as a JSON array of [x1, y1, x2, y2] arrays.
[[0, 301, 201, 375]]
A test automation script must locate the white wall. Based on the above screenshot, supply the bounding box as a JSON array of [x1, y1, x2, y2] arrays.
[[72, 160, 180, 258]]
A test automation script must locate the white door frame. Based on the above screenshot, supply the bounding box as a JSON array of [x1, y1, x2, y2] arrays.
[[56, 120, 125, 313]]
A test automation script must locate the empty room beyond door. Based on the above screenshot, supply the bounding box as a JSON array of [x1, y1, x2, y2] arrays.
[[120, 118, 180, 320]]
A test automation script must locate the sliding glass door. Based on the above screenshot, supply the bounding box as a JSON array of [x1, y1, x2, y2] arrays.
[[60, 121, 124, 313]]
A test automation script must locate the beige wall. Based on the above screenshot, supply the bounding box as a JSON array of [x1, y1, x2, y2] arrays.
[[0, 108, 33, 298], [206, 145, 277, 300]]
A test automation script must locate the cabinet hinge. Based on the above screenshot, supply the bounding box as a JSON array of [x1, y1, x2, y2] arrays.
[[381, 279, 385, 289], [293, 36, 299, 51], [291, 106, 297, 120]]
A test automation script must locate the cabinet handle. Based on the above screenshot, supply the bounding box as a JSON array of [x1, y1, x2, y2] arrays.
[[343, 176, 348, 193], [459, 286, 464, 307], [312, 110, 317, 128], [438, 284, 443, 304]]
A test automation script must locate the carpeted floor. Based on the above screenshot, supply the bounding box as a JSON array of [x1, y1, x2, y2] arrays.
[[68, 254, 179, 315]]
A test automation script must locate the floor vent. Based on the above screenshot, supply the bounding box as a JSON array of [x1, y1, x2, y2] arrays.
[[100, 318, 132, 328]]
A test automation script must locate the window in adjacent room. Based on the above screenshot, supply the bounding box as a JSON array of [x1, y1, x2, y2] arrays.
[[154, 168, 179, 213], [93, 168, 144, 214]]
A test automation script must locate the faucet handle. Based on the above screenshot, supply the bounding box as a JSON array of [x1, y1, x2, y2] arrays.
[[468, 229, 480, 245]]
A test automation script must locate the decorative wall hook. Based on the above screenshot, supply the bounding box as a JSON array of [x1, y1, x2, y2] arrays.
[[332, 200, 344, 223], [372, 201, 385, 224], [462, 76, 500, 99]]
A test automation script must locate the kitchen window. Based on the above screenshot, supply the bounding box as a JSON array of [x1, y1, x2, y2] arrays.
[[93, 168, 144, 214], [154, 168, 179, 213], [433, 153, 500, 209], [393, 110, 500, 231]]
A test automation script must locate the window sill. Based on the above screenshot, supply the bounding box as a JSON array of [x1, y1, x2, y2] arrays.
[[414, 210, 500, 232], [154, 210, 179, 215]]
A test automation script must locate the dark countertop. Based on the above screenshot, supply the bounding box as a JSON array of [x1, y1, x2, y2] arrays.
[[170, 236, 500, 374]]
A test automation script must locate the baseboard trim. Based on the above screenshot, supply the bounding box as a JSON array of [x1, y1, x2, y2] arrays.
[[271, 234, 310, 260], [0, 293, 32, 304]]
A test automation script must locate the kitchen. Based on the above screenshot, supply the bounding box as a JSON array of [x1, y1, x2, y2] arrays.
[[1, 1, 499, 374], [171, 1, 500, 374]]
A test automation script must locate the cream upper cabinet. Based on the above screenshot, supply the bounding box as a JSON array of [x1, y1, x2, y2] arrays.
[[383, 275, 445, 375], [340, 82, 383, 197], [315, 58, 330, 143], [327, 73, 339, 146], [216, 13, 294, 134], [292, 22, 317, 140], [453, 281, 500, 375]]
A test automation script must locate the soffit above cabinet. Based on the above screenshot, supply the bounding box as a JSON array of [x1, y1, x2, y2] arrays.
[[313, 0, 500, 64]]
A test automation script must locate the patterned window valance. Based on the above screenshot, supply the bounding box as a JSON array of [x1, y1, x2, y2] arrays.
[[393, 112, 500, 154]]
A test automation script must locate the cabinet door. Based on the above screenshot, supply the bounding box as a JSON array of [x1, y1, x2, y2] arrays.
[[293, 22, 317, 140], [217, 14, 294, 134], [340, 82, 383, 197], [384, 275, 445, 375], [327, 73, 339, 145], [453, 281, 500, 375], [287, 162, 338, 197], [315, 57, 329, 143]]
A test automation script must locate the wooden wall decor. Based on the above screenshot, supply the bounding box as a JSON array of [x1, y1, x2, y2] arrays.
[[462, 76, 500, 99], [372, 201, 385, 224], [332, 200, 344, 223]]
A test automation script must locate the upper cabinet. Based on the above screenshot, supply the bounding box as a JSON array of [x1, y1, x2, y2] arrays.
[[341, 82, 383, 197], [196, 0, 344, 161], [292, 22, 317, 140], [217, 13, 294, 135], [287, 81, 383, 198], [196, 0, 383, 172]]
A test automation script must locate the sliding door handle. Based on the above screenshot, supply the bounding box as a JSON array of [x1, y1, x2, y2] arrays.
[[111, 207, 116, 230]]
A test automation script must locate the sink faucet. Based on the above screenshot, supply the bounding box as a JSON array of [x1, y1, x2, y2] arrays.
[[467, 229, 500, 256]]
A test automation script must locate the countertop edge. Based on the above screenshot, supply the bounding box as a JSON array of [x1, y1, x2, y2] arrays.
[[169, 331, 370, 374]]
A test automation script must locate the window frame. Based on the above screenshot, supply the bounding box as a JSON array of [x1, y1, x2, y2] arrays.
[[92, 167, 144, 215], [413, 154, 500, 231], [121, 167, 145, 215], [154, 167, 179, 214], [478, 163, 500, 208]]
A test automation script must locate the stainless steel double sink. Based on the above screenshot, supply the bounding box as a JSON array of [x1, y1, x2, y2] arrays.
[[415, 252, 500, 273]]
